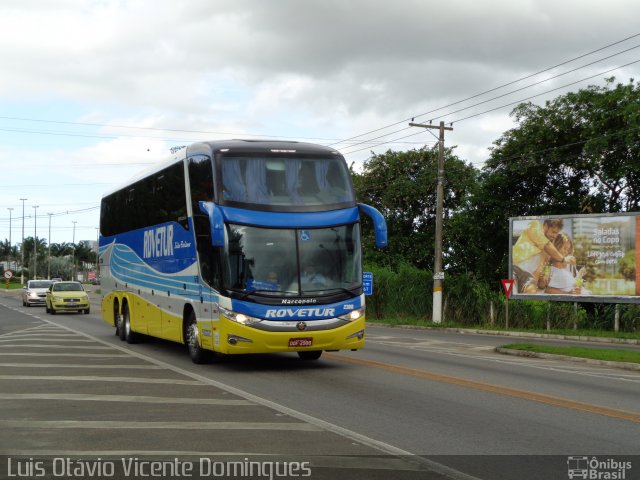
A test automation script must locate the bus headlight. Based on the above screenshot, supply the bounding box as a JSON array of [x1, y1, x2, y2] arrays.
[[219, 306, 263, 326], [339, 307, 365, 322]]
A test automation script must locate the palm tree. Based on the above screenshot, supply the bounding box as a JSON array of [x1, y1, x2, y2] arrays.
[[50, 242, 74, 257], [20, 236, 48, 279]]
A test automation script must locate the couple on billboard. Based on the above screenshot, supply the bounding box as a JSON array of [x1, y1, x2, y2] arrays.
[[512, 218, 589, 295]]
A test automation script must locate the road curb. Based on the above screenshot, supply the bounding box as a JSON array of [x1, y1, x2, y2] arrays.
[[367, 322, 640, 345], [495, 347, 640, 371]]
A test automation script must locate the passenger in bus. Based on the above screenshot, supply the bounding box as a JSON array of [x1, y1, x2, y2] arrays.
[[301, 265, 328, 288], [265, 271, 280, 290]]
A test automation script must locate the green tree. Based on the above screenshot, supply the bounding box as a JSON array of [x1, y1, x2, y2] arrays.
[[466, 78, 640, 283], [50, 242, 74, 257], [49, 256, 73, 280], [20, 237, 48, 279], [0, 239, 11, 261], [75, 241, 96, 266], [353, 146, 478, 270]]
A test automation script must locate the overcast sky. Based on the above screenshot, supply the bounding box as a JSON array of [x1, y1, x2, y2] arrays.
[[1, 0, 639, 245]]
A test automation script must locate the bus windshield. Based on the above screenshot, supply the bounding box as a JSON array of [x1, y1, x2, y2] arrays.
[[219, 154, 354, 208], [223, 223, 362, 297]]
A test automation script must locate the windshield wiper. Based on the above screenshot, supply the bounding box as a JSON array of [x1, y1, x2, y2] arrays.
[[237, 289, 294, 300], [302, 287, 358, 296]]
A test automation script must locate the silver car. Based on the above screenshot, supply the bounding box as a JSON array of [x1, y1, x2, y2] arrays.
[[22, 280, 54, 307]]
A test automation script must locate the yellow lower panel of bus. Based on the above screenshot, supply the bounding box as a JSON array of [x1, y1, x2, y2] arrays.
[[210, 316, 366, 355], [100, 292, 183, 343], [101, 293, 117, 328], [101, 293, 365, 355]]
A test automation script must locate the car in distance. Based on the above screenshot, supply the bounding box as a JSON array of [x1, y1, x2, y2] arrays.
[[22, 280, 54, 307], [50, 277, 63, 283], [45, 281, 90, 315]]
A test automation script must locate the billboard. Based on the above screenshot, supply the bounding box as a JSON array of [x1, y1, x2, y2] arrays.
[[509, 213, 640, 303]]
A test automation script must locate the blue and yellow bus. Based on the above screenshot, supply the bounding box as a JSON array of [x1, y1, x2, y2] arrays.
[[99, 140, 387, 363]]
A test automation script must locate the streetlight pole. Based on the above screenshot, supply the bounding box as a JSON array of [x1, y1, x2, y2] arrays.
[[95, 227, 100, 281], [20, 198, 27, 285], [33, 205, 39, 279], [72, 220, 77, 281], [7, 207, 13, 269], [48, 213, 53, 280]]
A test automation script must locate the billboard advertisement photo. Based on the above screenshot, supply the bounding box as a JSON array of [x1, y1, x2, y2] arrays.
[[509, 213, 640, 303]]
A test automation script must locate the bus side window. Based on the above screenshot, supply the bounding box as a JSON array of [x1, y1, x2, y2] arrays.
[[188, 155, 222, 289]]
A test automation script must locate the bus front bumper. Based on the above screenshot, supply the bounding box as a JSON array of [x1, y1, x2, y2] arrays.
[[206, 316, 366, 355]]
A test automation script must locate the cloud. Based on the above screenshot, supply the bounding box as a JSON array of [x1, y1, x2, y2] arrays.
[[1, 0, 640, 243]]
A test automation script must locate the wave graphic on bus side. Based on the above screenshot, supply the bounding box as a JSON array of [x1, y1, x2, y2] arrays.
[[100, 241, 215, 301]]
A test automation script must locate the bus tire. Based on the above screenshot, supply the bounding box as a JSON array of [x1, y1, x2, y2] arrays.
[[298, 350, 322, 361], [114, 301, 122, 337], [122, 303, 138, 344], [185, 311, 208, 364]]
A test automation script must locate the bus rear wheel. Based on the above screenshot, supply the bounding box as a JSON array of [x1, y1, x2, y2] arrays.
[[298, 350, 322, 361], [185, 311, 209, 364]]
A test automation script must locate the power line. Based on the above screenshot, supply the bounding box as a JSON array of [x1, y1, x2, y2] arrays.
[[449, 58, 640, 124], [343, 57, 640, 157], [432, 44, 640, 123], [341, 132, 437, 156], [0, 206, 100, 224], [329, 32, 640, 147], [0, 125, 429, 148]]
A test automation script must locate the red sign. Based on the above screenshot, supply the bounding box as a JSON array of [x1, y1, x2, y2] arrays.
[[501, 279, 515, 298], [87, 271, 97, 281]]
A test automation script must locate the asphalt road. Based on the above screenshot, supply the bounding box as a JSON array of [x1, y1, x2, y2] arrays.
[[0, 290, 638, 480]]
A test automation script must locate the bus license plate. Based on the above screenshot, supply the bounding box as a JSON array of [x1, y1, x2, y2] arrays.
[[289, 338, 313, 348]]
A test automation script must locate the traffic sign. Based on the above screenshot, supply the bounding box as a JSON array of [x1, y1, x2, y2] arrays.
[[501, 279, 515, 298], [363, 272, 373, 295], [3, 270, 13, 280]]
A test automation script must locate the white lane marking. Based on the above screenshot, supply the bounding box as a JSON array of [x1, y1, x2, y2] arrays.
[[1, 420, 322, 431], [0, 393, 255, 405], [0, 375, 203, 385], [0, 363, 162, 369], [0, 352, 128, 357], [0, 344, 114, 350]]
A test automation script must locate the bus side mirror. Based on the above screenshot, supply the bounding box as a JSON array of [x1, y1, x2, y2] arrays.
[[358, 203, 388, 249], [198, 201, 225, 247]]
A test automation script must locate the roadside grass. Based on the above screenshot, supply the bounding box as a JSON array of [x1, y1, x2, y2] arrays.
[[500, 343, 640, 364]]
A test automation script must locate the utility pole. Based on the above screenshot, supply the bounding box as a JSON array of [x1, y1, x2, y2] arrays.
[[48, 213, 53, 280], [409, 120, 453, 324], [7, 208, 13, 269], [33, 205, 39, 279], [72, 220, 77, 281], [20, 198, 27, 285], [95, 227, 100, 280]]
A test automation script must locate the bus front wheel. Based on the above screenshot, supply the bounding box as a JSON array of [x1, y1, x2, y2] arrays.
[[185, 311, 209, 364]]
